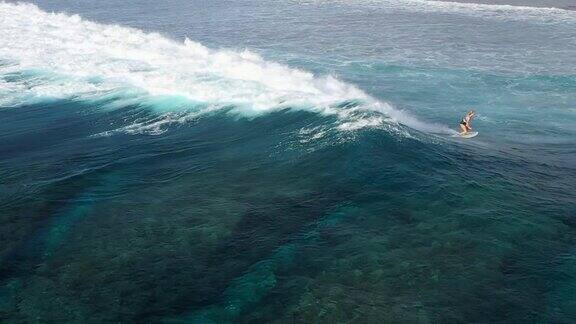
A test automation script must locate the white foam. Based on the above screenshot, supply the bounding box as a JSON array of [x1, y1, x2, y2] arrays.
[[93, 111, 201, 137], [0, 2, 452, 134], [0, 2, 361, 109], [298, 0, 576, 22]]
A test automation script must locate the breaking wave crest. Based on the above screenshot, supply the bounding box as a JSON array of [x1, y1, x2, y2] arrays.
[[0, 2, 452, 134]]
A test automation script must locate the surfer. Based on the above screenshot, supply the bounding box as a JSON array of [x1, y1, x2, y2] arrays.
[[459, 110, 476, 135]]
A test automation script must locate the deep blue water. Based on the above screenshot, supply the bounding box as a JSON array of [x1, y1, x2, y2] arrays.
[[1, 0, 575, 322]]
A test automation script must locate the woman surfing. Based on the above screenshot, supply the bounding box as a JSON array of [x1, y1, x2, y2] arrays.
[[459, 110, 476, 135]]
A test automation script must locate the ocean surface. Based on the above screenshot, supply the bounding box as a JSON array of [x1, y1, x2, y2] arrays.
[[1, 0, 575, 322], [431, 0, 576, 10]]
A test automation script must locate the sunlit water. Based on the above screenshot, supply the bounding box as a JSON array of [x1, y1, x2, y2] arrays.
[[1, 0, 575, 322]]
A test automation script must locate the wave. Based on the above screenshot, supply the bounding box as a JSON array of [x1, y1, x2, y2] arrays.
[[0, 2, 453, 135], [299, 0, 576, 22]]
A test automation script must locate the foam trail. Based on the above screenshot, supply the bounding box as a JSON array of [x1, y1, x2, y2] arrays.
[[0, 2, 451, 134], [300, 0, 576, 22]]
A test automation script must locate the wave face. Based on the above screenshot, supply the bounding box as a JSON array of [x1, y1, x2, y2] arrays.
[[1, 1, 575, 323]]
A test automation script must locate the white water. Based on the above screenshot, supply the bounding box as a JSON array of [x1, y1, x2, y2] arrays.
[[300, 0, 576, 22], [0, 2, 453, 134]]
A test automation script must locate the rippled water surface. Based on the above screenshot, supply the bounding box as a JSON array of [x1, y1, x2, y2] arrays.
[[1, 0, 575, 322]]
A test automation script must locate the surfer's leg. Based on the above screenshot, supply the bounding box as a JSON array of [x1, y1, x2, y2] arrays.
[[459, 124, 467, 134]]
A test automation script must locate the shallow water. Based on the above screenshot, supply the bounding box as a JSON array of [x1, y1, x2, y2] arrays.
[[1, 0, 575, 322]]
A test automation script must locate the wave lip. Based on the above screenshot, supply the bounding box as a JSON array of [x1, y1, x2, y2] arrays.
[[0, 2, 452, 134]]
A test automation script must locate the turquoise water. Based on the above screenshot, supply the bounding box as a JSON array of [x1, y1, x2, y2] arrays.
[[1, 0, 575, 322]]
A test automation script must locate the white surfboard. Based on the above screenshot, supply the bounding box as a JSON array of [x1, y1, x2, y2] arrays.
[[452, 131, 478, 138]]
